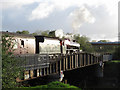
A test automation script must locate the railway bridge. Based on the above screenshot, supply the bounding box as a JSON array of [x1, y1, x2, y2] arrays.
[[16, 52, 112, 82]]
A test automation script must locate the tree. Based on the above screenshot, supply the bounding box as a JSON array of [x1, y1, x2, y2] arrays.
[[41, 30, 50, 36], [113, 46, 120, 60], [32, 33, 38, 35], [98, 40, 109, 42], [16, 30, 29, 34], [1, 34, 23, 88], [48, 31, 55, 37], [74, 34, 94, 53]]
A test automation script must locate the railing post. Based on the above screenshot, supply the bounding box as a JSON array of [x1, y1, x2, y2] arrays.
[[66, 55, 68, 70], [56, 61, 58, 73], [49, 64, 52, 74], [39, 68, 42, 76], [64, 57, 66, 71], [91, 55, 93, 64], [24, 70, 29, 80], [76, 54, 78, 67], [84, 53, 86, 66], [60, 60, 61, 72], [78, 53, 80, 67], [30, 70, 34, 78], [47, 67, 49, 75], [70, 55, 71, 70], [88, 54, 90, 65], [37, 69, 39, 77], [80, 53, 82, 67], [72, 54, 74, 69]]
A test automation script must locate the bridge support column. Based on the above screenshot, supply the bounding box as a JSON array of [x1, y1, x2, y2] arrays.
[[95, 63, 104, 77]]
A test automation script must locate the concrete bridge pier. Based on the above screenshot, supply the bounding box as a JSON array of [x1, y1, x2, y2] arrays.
[[95, 62, 104, 77]]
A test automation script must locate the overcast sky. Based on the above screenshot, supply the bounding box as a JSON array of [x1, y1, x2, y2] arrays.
[[1, 0, 119, 41]]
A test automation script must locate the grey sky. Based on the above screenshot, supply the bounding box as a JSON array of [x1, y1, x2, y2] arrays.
[[1, 0, 119, 41]]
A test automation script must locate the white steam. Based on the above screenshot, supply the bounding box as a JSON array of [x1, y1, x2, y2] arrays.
[[55, 29, 64, 38], [70, 7, 95, 31]]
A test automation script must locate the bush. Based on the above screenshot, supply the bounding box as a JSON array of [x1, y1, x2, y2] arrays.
[[113, 46, 120, 60], [22, 81, 79, 89], [1, 34, 23, 88]]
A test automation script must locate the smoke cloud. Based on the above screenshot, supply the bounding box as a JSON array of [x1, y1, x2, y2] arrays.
[[70, 7, 95, 32]]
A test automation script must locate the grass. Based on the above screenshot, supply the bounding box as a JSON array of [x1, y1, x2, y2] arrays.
[[110, 60, 120, 63], [20, 81, 81, 89]]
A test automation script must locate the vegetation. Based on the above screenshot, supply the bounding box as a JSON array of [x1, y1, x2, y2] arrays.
[[98, 40, 109, 42], [93, 45, 116, 54], [1, 34, 23, 88], [34, 30, 56, 37], [74, 34, 94, 53], [41, 30, 50, 36], [113, 46, 120, 60], [22, 81, 80, 89], [16, 30, 29, 34], [111, 60, 120, 63]]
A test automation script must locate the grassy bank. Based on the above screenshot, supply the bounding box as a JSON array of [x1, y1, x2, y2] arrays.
[[20, 81, 80, 89], [111, 60, 120, 63]]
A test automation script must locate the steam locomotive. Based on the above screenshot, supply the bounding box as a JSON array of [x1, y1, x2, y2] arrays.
[[1, 32, 80, 55]]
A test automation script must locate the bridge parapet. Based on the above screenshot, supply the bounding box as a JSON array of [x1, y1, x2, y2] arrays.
[[16, 52, 110, 81]]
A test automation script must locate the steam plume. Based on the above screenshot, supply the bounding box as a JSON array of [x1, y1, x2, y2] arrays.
[[70, 6, 95, 32]]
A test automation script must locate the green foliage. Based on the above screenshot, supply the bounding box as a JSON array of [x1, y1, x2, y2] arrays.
[[113, 46, 120, 60], [98, 40, 108, 42], [111, 60, 120, 63], [47, 81, 77, 88], [93, 45, 116, 54], [74, 34, 94, 53], [22, 81, 79, 89], [41, 30, 50, 36], [48, 31, 55, 37], [1, 34, 23, 88], [31, 33, 38, 35], [16, 30, 29, 34]]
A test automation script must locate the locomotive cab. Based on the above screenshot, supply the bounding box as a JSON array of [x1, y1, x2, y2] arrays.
[[62, 39, 80, 54]]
